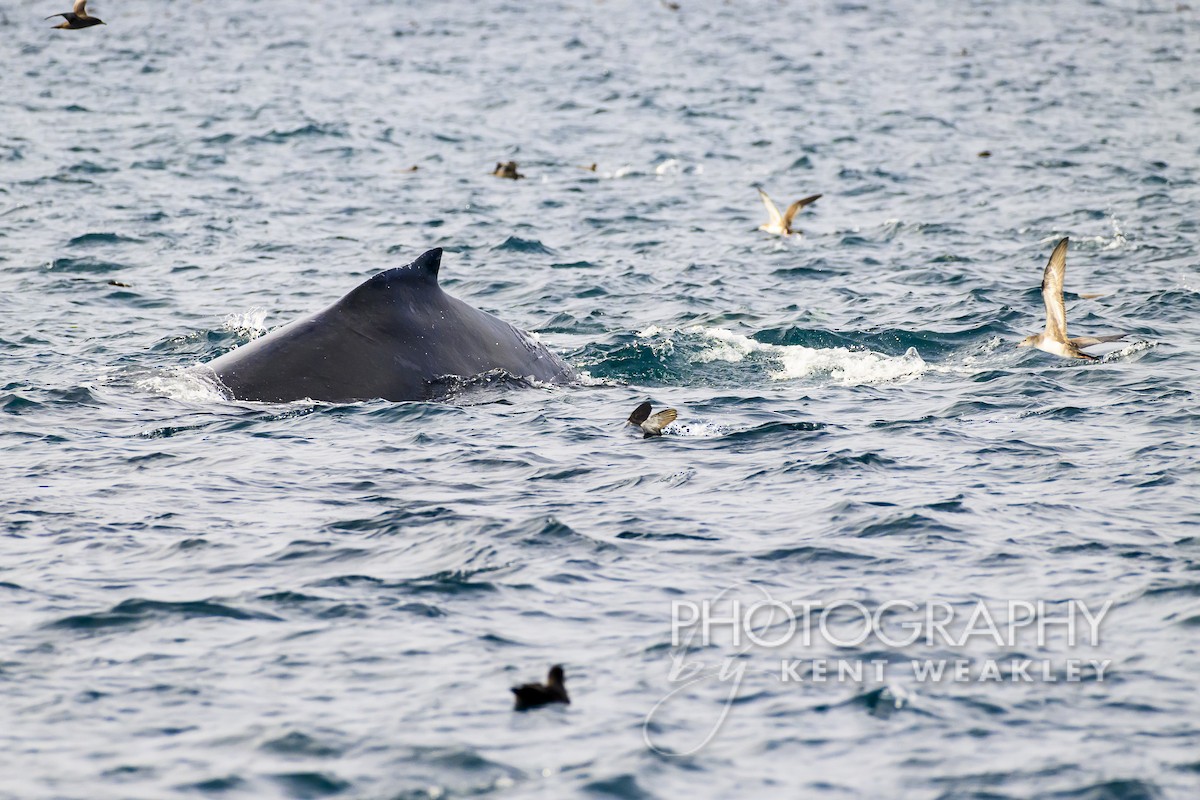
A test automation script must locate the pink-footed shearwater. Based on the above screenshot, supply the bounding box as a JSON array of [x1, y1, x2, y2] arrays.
[[757, 188, 821, 236], [47, 0, 104, 29], [1017, 237, 1127, 360]]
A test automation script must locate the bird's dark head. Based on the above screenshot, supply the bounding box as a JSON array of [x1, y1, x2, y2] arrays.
[[547, 665, 565, 686]]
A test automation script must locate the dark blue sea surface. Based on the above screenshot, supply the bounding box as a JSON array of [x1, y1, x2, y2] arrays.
[[2, 0, 1199, 797]]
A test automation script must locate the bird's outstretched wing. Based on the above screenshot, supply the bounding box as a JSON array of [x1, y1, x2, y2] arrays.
[[1041, 237, 1070, 343], [757, 188, 784, 228], [73, 0, 89, 18], [782, 194, 821, 228], [641, 408, 677, 437], [627, 402, 652, 426]]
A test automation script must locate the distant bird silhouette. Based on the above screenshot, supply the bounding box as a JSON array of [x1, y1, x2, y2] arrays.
[[756, 188, 821, 236], [511, 665, 569, 710], [47, 0, 104, 29], [1017, 237, 1127, 360], [627, 402, 676, 438], [493, 161, 524, 180]]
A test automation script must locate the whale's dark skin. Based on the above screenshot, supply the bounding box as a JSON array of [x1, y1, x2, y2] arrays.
[[200, 248, 574, 403]]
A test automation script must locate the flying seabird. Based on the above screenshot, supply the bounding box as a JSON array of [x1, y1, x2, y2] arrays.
[[47, 0, 104, 29], [757, 188, 821, 236], [1017, 237, 1127, 360], [627, 402, 676, 438], [511, 665, 569, 711]]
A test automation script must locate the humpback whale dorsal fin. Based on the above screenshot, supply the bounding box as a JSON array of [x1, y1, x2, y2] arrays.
[[373, 248, 442, 285], [341, 248, 445, 308], [408, 248, 442, 282]]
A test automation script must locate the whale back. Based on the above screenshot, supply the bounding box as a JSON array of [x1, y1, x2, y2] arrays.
[[202, 249, 573, 403]]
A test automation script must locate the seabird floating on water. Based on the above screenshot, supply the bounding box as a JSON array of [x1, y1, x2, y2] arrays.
[[1017, 237, 1127, 360], [511, 665, 569, 710], [757, 188, 821, 236], [627, 402, 676, 438], [47, 0, 104, 29], [493, 161, 523, 180]]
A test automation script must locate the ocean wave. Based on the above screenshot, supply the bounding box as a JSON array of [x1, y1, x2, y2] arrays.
[[638, 325, 927, 386]]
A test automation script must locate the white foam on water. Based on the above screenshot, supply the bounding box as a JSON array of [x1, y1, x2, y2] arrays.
[[222, 307, 268, 338], [661, 420, 734, 438], [652, 159, 702, 177], [687, 326, 765, 364], [772, 344, 926, 384], [654, 158, 680, 176], [1098, 339, 1154, 361], [135, 365, 228, 403], [575, 369, 619, 387], [669, 325, 927, 386]]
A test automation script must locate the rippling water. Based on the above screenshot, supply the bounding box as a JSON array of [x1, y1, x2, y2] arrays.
[[3, 0, 1199, 797]]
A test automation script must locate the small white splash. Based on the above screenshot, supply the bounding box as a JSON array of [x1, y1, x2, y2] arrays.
[[687, 326, 765, 364], [979, 336, 1004, 354], [662, 420, 734, 438], [634, 325, 677, 359], [774, 345, 926, 384], [877, 683, 912, 709], [136, 366, 227, 402], [652, 159, 702, 177], [654, 158, 680, 176], [955, 336, 1005, 370], [1099, 339, 1155, 361], [575, 369, 619, 387], [675, 325, 927, 385], [223, 307, 268, 338], [1060, 212, 1132, 254], [1101, 212, 1129, 251], [611, 165, 637, 179]]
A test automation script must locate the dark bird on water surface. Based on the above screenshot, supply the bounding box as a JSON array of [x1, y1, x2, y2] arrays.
[[627, 402, 677, 438], [47, 0, 104, 29], [511, 665, 569, 710], [493, 161, 524, 180]]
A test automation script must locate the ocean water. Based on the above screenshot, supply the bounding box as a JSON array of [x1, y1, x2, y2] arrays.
[[2, 0, 1199, 797]]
